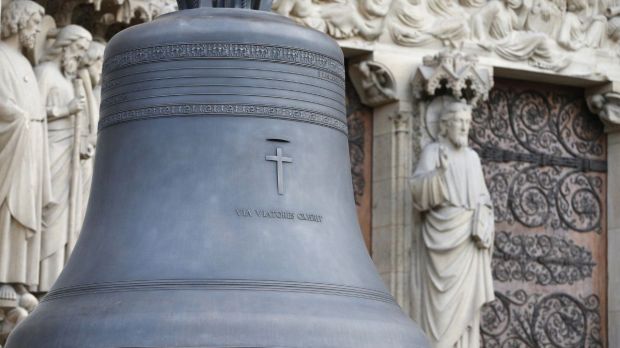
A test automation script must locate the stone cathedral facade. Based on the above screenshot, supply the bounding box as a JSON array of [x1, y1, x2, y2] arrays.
[[0, 0, 619, 346]]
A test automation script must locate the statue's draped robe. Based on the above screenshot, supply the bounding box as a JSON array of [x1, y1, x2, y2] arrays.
[[0, 42, 51, 289], [79, 82, 100, 228], [36, 61, 79, 292], [411, 142, 494, 348]]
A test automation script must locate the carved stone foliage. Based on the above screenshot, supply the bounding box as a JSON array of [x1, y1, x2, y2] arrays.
[[493, 231, 596, 285], [481, 290, 603, 348], [412, 51, 493, 105], [471, 82, 606, 233]]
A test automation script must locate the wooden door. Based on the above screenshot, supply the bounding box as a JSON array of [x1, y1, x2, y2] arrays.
[[472, 79, 607, 347]]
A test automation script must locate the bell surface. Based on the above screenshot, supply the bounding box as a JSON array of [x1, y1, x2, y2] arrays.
[[7, 4, 428, 347]]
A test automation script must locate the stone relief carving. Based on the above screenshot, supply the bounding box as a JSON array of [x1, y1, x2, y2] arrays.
[[558, 0, 607, 50], [274, 0, 620, 72], [471, 0, 570, 71], [49, 0, 176, 41], [587, 91, 620, 128], [388, 0, 470, 48], [273, 0, 391, 40], [348, 60, 397, 107]]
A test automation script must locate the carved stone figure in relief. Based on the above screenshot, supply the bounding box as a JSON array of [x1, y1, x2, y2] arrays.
[[36, 24, 92, 292], [410, 101, 494, 348], [588, 92, 620, 127], [77, 41, 105, 227], [471, 0, 569, 71], [558, 0, 607, 50], [273, 0, 391, 40], [389, 0, 469, 47], [0, 0, 51, 291], [272, 0, 326, 32], [321, 0, 391, 40], [349, 60, 397, 107]]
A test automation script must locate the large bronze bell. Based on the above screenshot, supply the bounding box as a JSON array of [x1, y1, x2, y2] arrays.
[[7, 1, 428, 347]]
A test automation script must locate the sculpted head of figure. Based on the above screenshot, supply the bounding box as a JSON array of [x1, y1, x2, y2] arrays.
[[46, 25, 92, 77], [1, 0, 44, 50], [81, 41, 106, 86], [439, 101, 472, 148]]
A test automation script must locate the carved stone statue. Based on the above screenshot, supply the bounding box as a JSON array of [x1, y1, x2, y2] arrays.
[[410, 101, 494, 348], [35, 24, 92, 292], [0, 0, 50, 291], [78, 41, 105, 226]]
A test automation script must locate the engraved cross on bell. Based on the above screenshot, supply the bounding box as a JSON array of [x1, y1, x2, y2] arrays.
[[265, 147, 293, 195]]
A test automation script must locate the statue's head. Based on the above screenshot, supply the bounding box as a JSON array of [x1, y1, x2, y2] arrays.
[[81, 41, 106, 86], [439, 101, 472, 148], [1, 0, 44, 50], [46, 25, 92, 76]]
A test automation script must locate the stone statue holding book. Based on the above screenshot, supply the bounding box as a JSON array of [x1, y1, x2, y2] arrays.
[[410, 101, 495, 348]]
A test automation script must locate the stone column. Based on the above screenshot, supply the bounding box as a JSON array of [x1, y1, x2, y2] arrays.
[[587, 87, 620, 348], [348, 58, 414, 311]]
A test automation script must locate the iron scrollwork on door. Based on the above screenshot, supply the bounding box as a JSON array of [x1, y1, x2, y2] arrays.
[[492, 231, 596, 285], [473, 80, 606, 347], [481, 291, 602, 348], [471, 87, 606, 233]]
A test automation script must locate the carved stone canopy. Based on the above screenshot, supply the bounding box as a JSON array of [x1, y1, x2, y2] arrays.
[[349, 60, 398, 107], [411, 50, 493, 105]]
